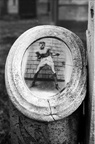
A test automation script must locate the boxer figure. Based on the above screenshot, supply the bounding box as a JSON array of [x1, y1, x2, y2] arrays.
[[30, 41, 60, 90]]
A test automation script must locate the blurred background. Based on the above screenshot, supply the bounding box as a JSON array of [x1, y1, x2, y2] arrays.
[[0, 0, 88, 144]]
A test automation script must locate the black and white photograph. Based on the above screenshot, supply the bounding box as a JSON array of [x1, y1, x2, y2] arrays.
[[0, 0, 94, 144]]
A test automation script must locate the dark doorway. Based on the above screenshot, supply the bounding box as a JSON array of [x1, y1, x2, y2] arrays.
[[19, 0, 36, 18]]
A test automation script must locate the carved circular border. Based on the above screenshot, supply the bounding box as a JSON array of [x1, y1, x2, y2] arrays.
[[5, 25, 86, 121]]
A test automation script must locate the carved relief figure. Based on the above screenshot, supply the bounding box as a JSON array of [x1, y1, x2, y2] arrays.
[[30, 41, 60, 90]]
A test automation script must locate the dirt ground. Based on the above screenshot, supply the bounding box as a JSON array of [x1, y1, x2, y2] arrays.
[[0, 18, 86, 144]]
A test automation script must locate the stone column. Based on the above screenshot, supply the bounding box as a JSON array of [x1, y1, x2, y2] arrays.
[[9, 101, 83, 144]]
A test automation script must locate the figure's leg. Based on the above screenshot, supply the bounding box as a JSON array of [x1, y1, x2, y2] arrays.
[[30, 60, 45, 88], [47, 60, 60, 90], [30, 71, 39, 87], [53, 73, 60, 90], [30, 65, 41, 88], [47, 59, 55, 73]]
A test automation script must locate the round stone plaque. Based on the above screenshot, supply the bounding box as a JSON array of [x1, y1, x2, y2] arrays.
[[5, 25, 86, 121]]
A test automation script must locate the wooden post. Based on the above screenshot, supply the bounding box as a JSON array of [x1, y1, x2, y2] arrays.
[[86, 0, 95, 144]]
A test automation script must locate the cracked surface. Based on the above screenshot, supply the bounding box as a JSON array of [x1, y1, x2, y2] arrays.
[[9, 101, 81, 144], [48, 100, 55, 121]]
